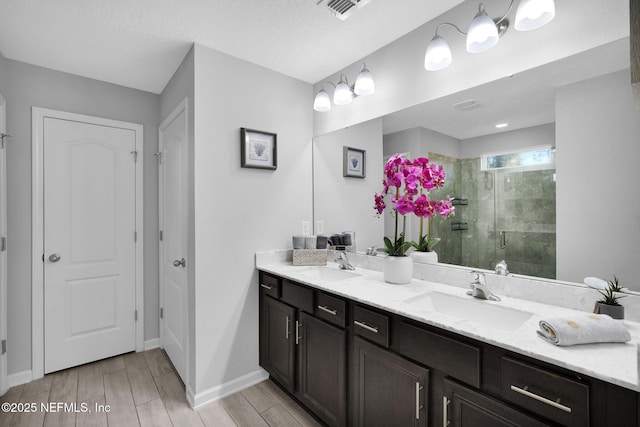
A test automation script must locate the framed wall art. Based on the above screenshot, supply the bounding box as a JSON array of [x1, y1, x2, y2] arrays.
[[343, 146, 365, 178], [241, 128, 277, 170]]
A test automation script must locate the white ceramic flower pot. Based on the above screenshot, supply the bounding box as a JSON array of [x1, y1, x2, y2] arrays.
[[410, 251, 438, 264], [383, 256, 413, 284]]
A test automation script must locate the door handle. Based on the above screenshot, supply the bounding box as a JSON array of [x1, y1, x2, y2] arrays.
[[173, 258, 186, 268], [48, 254, 61, 263]]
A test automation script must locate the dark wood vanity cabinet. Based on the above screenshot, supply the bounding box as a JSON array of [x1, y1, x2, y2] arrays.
[[260, 295, 296, 390], [258, 273, 347, 426], [297, 312, 347, 426], [352, 336, 429, 427], [258, 271, 640, 427]]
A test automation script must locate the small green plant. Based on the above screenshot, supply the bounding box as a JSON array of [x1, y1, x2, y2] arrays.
[[379, 234, 413, 257], [411, 234, 441, 252], [597, 276, 625, 306]]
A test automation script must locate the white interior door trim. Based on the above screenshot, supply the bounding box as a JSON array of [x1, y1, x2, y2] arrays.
[[31, 107, 144, 380], [0, 95, 8, 396]]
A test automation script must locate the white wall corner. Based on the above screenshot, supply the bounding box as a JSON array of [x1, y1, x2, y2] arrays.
[[189, 368, 269, 409], [143, 338, 160, 351], [8, 370, 32, 388]]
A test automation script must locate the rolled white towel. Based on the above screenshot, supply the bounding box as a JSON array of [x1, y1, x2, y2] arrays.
[[537, 314, 631, 346]]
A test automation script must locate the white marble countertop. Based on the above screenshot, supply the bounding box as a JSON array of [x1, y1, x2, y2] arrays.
[[257, 260, 640, 393]]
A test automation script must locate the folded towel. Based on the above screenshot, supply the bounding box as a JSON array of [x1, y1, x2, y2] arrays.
[[537, 314, 631, 346]]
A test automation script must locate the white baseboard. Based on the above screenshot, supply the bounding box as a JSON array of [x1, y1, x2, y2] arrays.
[[8, 370, 32, 388], [143, 338, 160, 351], [190, 368, 269, 409]]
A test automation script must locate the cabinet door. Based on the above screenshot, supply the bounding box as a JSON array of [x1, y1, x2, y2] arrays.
[[261, 295, 296, 391], [297, 312, 347, 427], [444, 378, 550, 427], [352, 336, 429, 427]]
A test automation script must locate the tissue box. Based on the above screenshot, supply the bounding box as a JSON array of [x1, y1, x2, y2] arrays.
[[293, 249, 328, 266]]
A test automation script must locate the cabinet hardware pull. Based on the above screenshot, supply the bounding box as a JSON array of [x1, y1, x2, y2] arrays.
[[510, 385, 572, 413], [285, 316, 291, 339], [318, 305, 337, 316], [415, 382, 424, 420], [443, 396, 450, 426], [295, 321, 302, 345], [354, 320, 379, 334], [260, 283, 273, 290]]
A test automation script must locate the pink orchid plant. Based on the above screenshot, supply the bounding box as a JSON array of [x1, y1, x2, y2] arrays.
[[374, 154, 455, 256]]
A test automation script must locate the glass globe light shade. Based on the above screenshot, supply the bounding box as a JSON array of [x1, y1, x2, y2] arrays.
[[424, 34, 452, 71], [313, 89, 331, 112], [515, 0, 555, 31], [466, 5, 499, 53], [354, 67, 375, 96], [333, 79, 353, 105]]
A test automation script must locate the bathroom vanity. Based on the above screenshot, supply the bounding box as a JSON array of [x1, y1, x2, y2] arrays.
[[257, 258, 640, 426]]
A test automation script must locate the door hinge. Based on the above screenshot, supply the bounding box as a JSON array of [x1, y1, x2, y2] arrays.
[[0, 133, 12, 149], [154, 152, 162, 164], [134, 231, 137, 242], [0, 236, 6, 252], [1, 339, 6, 355], [135, 310, 138, 321], [159, 230, 163, 242], [160, 307, 164, 319], [131, 150, 138, 163]]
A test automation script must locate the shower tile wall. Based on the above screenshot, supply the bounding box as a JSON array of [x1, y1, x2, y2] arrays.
[[432, 155, 556, 280]]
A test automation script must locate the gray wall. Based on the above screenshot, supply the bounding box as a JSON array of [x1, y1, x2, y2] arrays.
[[191, 44, 313, 397], [3, 59, 160, 375], [0, 52, 6, 95], [557, 69, 640, 287], [313, 118, 384, 251]]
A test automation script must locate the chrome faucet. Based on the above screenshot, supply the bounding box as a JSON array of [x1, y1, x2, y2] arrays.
[[335, 251, 355, 270], [466, 271, 500, 301]]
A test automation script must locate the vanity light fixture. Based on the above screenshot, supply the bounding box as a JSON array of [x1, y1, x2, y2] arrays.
[[313, 63, 375, 112], [424, 0, 555, 71]]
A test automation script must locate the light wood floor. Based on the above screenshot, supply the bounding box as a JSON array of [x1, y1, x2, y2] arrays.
[[0, 349, 323, 427]]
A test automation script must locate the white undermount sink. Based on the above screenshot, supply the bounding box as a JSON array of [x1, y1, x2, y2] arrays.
[[403, 291, 533, 332], [297, 266, 361, 282]]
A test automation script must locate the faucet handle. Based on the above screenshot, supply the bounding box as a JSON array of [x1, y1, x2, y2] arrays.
[[468, 270, 482, 283]]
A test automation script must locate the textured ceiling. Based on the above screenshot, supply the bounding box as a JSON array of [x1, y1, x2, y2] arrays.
[[0, 0, 463, 93]]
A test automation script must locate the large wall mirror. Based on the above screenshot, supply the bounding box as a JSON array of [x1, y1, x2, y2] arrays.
[[313, 37, 640, 290]]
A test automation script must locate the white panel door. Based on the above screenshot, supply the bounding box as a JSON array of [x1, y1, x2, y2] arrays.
[[44, 117, 137, 373], [159, 101, 188, 384]]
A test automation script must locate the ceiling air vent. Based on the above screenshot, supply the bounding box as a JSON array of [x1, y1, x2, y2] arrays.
[[320, 0, 371, 20], [453, 99, 481, 110]]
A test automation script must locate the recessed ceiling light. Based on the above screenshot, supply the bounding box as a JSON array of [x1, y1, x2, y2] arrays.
[[495, 122, 509, 128]]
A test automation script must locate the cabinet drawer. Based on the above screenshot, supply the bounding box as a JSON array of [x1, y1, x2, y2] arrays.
[[281, 280, 314, 313], [259, 272, 281, 299], [353, 305, 389, 348], [315, 292, 346, 328], [501, 357, 589, 427], [396, 321, 481, 388], [444, 378, 550, 427]]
